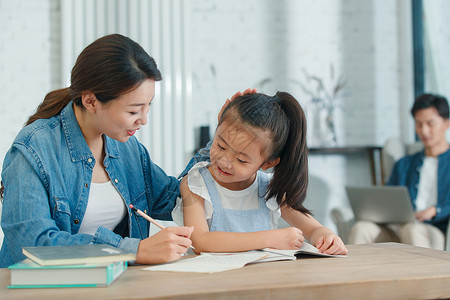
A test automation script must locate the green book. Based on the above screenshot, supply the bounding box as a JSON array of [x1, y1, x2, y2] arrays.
[[22, 244, 136, 266], [8, 259, 127, 288]]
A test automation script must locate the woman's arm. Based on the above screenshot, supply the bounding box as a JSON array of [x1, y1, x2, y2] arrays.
[[281, 205, 347, 255], [1, 148, 95, 264], [138, 142, 180, 220], [178, 141, 212, 179], [180, 177, 303, 253], [2, 144, 192, 266]]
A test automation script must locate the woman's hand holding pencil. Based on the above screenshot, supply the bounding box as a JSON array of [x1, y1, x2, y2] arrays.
[[130, 205, 195, 264]]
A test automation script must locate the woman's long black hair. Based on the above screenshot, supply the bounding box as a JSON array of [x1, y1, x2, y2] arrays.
[[26, 33, 162, 126]]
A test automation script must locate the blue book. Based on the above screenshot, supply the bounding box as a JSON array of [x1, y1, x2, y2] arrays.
[[8, 259, 127, 288]]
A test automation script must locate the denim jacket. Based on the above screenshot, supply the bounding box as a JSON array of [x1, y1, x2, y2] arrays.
[[179, 141, 212, 179], [0, 102, 179, 267], [388, 148, 450, 232]]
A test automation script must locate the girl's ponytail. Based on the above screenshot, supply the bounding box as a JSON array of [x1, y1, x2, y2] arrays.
[[267, 92, 310, 214], [26, 88, 71, 126]]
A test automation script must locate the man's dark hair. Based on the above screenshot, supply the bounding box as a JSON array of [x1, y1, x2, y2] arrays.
[[411, 94, 449, 119]]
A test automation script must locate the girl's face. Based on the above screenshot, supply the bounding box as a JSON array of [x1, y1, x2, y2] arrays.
[[209, 120, 279, 191], [96, 79, 155, 142]]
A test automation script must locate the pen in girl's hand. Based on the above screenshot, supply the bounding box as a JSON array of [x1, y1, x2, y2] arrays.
[[129, 204, 195, 250]]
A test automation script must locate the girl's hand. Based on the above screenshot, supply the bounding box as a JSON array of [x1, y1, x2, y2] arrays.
[[270, 227, 305, 250], [312, 229, 347, 255], [135, 226, 194, 264], [217, 88, 257, 122]]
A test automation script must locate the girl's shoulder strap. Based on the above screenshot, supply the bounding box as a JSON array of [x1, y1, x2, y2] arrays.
[[257, 171, 271, 197]]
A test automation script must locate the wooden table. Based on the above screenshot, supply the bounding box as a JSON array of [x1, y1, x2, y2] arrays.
[[1, 243, 450, 299]]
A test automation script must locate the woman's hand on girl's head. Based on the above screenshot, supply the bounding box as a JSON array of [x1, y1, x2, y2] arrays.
[[135, 226, 194, 264], [230, 88, 257, 101], [313, 230, 348, 255], [217, 88, 257, 122]]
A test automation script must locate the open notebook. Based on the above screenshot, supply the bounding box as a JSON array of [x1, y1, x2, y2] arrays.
[[142, 242, 345, 273]]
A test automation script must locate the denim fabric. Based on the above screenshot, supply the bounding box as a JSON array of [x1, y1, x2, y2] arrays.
[[0, 102, 179, 267], [178, 141, 212, 179], [388, 148, 450, 232], [198, 167, 271, 232]]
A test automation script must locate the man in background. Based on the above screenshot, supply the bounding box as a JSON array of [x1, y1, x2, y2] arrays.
[[349, 94, 450, 249]]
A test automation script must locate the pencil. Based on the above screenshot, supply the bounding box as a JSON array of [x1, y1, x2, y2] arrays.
[[129, 204, 165, 229], [129, 204, 195, 249]]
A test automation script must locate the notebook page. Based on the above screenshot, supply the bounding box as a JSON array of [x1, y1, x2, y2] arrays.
[[142, 252, 268, 273]]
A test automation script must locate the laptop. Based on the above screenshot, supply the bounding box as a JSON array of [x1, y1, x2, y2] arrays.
[[345, 186, 416, 224]]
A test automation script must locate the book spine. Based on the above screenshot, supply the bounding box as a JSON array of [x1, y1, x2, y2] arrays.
[[107, 261, 127, 284], [8, 284, 101, 289]]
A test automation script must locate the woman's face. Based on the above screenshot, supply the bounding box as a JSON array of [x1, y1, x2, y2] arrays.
[[209, 120, 274, 190], [96, 79, 155, 142]]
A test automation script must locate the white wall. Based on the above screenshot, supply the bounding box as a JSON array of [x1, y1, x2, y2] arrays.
[[190, 0, 415, 146], [423, 0, 450, 142], [0, 0, 58, 169]]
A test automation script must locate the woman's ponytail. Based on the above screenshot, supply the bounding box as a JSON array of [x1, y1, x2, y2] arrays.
[[26, 88, 71, 126]]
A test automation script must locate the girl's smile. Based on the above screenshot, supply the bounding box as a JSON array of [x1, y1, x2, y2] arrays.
[[216, 164, 232, 176]]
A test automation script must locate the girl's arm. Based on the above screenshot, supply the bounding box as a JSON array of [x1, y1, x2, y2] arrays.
[[180, 177, 304, 253], [281, 205, 348, 255]]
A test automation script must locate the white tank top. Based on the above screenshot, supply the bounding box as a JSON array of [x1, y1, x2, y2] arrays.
[[415, 157, 438, 212], [78, 181, 127, 235]]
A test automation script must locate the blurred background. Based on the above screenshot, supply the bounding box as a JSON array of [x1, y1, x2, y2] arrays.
[[1, 0, 449, 232]]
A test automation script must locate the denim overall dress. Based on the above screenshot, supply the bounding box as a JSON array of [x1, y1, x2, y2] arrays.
[[198, 167, 272, 232]]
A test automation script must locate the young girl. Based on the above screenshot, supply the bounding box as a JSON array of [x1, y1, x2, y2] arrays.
[[176, 92, 347, 255]]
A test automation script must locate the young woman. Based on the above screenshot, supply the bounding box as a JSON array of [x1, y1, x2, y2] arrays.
[[0, 34, 193, 267]]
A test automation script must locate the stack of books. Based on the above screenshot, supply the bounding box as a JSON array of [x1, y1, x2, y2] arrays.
[[8, 244, 136, 289]]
